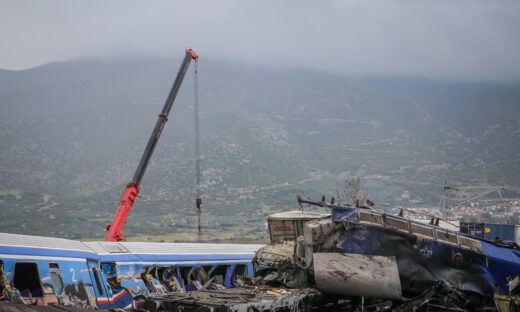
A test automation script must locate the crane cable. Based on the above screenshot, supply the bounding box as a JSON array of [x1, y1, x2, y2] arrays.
[[194, 58, 202, 243]]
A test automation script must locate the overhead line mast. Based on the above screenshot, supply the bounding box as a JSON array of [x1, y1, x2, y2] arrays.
[[105, 48, 199, 242]]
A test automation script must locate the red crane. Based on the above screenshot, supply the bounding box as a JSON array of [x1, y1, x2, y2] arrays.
[[105, 48, 199, 242]]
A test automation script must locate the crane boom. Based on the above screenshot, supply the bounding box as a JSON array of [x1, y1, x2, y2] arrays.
[[105, 48, 198, 242]]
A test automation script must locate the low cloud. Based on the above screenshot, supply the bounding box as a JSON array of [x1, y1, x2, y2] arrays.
[[1, 0, 519, 82]]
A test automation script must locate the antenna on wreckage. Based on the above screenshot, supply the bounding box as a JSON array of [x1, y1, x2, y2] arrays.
[[438, 179, 505, 220]]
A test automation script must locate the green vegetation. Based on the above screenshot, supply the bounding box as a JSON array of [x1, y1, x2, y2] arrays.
[[0, 58, 519, 240]]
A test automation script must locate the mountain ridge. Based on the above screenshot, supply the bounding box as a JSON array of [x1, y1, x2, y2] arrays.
[[0, 57, 519, 239]]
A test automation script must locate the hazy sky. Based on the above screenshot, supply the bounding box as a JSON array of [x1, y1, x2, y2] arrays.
[[1, 0, 519, 82]]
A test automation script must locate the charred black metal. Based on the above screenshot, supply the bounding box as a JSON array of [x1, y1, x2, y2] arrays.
[[141, 286, 322, 312], [393, 281, 470, 312]]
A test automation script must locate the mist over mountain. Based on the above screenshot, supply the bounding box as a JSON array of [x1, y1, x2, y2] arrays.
[[0, 57, 519, 239]]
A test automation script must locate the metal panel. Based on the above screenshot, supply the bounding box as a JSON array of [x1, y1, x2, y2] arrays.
[[459, 236, 483, 253], [460, 222, 519, 242], [267, 211, 325, 243], [100, 243, 130, 254], [436, 229, 458, 245], [359, 211, 383, 226], [410, 222, 434, 239], [484, 224, 515, 242], [313, 253, 402, 300], [385, 216, 410, 233]]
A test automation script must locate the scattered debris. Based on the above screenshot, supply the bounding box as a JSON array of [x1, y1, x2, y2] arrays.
[[495, 293, 520, 312], [0, 302, 111, 312], [393, 281, 469, 312], [140, 285, 322, 312], [253, 241, 309, 289]]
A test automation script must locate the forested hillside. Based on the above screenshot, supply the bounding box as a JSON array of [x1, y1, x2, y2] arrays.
[[0, 57, 519, 240]]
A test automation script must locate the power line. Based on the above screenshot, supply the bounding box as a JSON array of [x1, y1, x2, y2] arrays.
[[193, 58, 202, 243]]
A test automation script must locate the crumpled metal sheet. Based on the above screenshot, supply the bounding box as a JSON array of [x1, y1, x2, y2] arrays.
[[335, 224, 496, 306], [144, 286, 321, 312], [253, 241, 310, 289], [495, 293, 520, 312], [313, 252, 402, 300], [393, 281, 469, 312], [0, 302, 112, 312]]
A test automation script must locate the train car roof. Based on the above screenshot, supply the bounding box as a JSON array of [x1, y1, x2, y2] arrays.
[[84, 241, 264, 255], [0, 232, 263, 263], [0, 232, 93, 252], [0, 232, 98, 260], [84, 241, 264, 263]]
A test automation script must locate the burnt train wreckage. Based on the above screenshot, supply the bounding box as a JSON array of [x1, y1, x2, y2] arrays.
[[250, 196, 520, 311], [85, 196, 520, 311], [96, 196, 520, 311], [1, 48, 520, 311]]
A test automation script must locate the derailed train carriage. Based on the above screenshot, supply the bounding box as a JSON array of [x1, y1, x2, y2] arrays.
[[256, 198, 520, 310], [0, 233, 261, 309], [312, 204, 520, 306]]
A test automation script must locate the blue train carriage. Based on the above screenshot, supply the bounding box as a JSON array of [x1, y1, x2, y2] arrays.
[[0, 233, 134, 309], [327, 206, 520, 306], [83, 241, 263, 298], [0, 232, 264, 309]]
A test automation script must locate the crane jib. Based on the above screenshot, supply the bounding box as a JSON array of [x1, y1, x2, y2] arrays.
[[105, 49, 198, 242], [131, 53, 193, 186]]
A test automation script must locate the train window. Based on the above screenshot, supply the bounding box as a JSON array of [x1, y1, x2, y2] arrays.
[[180, 266, 193, 289], [101, 263, 120, 288], [48, 263, 65, 297], [159, 266, 183, 292], [188, 267, 209, 291], [210, 265, 230, 286], [235, 264, 247, 277], [202, 266, 213, 275], [14, 262, 43, 298]]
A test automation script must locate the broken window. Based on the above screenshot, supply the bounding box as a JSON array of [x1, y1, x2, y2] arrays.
[[13, 262, 43, 298], [188, 267, 209, 291], [49, 263, 65, 297], [0, 261, 6, 300], [101, 263, 120, 289], [210, 265, 231, 288], [140, 265, 159, 293], [234, 264, 247, 277], [202, 265, 213, 275], [230, 264, 248, 288], [159, 266, 184, 293], [180, 266, 194, 291]]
